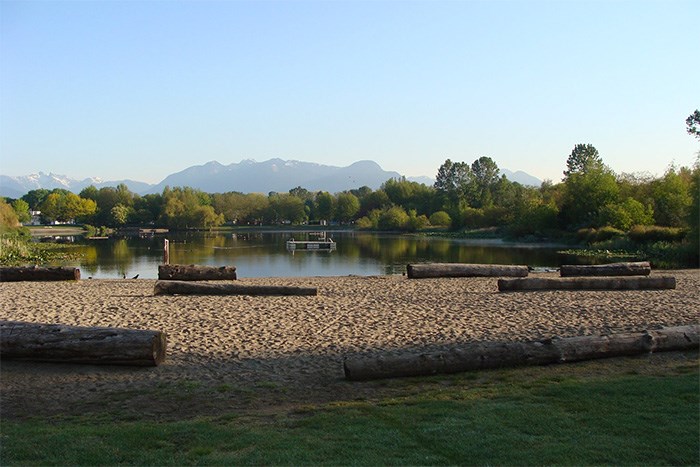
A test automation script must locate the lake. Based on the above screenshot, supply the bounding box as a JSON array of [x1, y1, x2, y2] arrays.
[[52, 230, 580, 279]]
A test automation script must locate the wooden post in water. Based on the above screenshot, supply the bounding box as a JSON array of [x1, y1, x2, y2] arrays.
[[163, 239, 170, 265]]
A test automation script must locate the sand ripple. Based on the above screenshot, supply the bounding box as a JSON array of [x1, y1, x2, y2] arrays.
[[1, 270, 698, 418]]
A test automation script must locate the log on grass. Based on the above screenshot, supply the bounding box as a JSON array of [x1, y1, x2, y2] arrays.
[[344, 340, 561, 381], [343, 325, 699, 381], [407, 263, 529, 279], [498, 275, 675, 292], [560, 261, 651, 277], [153, 280, 317, 296], [158, 264, 237, 281], [646, 326, 700, 352], [0, 320, 166, 366], [0, 266, 80, 282]]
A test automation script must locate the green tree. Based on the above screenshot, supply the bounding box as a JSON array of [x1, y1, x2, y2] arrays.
[[0, 198, 21, 232], [563, 144, 604, 177], [314, 192, 335, 222], [360, 189, 390, 217], [561, 144, 619, 228], [266, 193, 306, 224], [651, 166, 693, 227], [382, 178, 413, 207], [470, 156, 500, 208], [115, 183, 135, 207], [79, 185, 99, 201], [382, 177, 436, 215], [350, 186, 373, 200], [211, 192, 268, 225], [91, 187, 121, 225], [511, 203, 559, 237], [598, 198, 654, 231], [11, 199, 31, 224], [132, 193, 162, 225], [686, 109, 700, 140], [191, 205, 225, 228], [429, 211, 451, 227], [38, 193, 61, 222], [159, 187, 223, 229], [335, 192, 360, 223], [289, 186, 312, 201], [77, 184, 137, 226], [110, 204, 131, 225], [434, 159, 471, 210], [688, 159, 699, 256], [406, 209, 429, 231], [21, 189, 50, 210], [38, 192, 96, 223], [378, 206, 410, 230]]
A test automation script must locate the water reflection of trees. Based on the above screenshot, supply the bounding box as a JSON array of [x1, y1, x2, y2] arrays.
[[72, 231, 564, 278], [339, 234, 559, 267], [78, 236, 167, 277]]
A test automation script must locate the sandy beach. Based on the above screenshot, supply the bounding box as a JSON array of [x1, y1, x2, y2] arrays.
[[1, 270, 698, 420]]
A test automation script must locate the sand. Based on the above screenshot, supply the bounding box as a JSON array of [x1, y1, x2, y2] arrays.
[[1, 270, 699, 419]]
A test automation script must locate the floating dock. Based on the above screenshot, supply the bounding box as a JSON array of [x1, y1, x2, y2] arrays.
[[286, 233, 336, 252]]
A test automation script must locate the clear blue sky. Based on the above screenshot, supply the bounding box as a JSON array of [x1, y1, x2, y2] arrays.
[[1, 0, 698, 185]]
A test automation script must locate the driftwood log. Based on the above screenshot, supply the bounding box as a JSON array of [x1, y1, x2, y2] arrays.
[[0, 266, 80, 282], [560, 261, 651, 277], [158, 264, 237, 281], [0, 321, 166, 366], [153, 280, 318, 296], [498, 275, 675, 292], [407, 263, 529, 279], [343, 325, 699, 381]]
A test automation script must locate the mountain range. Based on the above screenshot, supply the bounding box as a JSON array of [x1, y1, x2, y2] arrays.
[[0, 159, 542, 198]]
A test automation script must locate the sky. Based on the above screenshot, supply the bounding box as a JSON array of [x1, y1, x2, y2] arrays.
[[1, 0, 698, 185]]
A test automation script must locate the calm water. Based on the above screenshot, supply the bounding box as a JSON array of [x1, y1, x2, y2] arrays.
[[53, 230, 580, 279]]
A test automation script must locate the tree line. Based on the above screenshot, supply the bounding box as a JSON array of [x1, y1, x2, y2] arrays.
[[6, 143, 697, 240]]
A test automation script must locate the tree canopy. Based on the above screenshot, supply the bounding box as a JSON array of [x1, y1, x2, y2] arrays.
[[686, 109, 700, 140]]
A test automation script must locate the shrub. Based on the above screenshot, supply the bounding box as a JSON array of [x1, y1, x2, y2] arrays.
[[378, 206, 410, 231], [640, 241, 699, 268], [628, 225, 688, 243], [355, 217, 374, 230], [406, 212, 429, 232], [460, 207, 486, 229], [0, 198, 21, 233], [577, 226, 625, 244], [598, 199, 654, 231], [429, 211, 451, 227], [483, 206, 511, 226]]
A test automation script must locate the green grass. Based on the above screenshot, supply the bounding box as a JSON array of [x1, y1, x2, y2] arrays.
[[2, 371, 697, 466]]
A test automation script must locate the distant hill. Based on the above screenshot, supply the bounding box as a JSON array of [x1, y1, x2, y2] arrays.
[[144, 159, 403, 195], [0, 172, 151, 199], [0, 159, 542, 198], [499, 169, 542, 187]]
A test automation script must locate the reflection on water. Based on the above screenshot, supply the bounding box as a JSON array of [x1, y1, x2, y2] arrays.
[[58, 231, 574, 279]]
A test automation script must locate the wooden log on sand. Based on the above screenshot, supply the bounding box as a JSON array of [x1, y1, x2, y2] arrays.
[[158, 264, 237, 281], [407, 263, 529, 279], [498, 275, 675, 292], [560, 261, 651, 277], [0, 321, 166, 366], [153, 280, 318, 296], [0, 266, 80, 282], [343, 325, 699, 381]]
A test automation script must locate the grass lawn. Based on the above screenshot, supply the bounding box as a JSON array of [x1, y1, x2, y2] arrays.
[[2, 355, 698, 466]]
